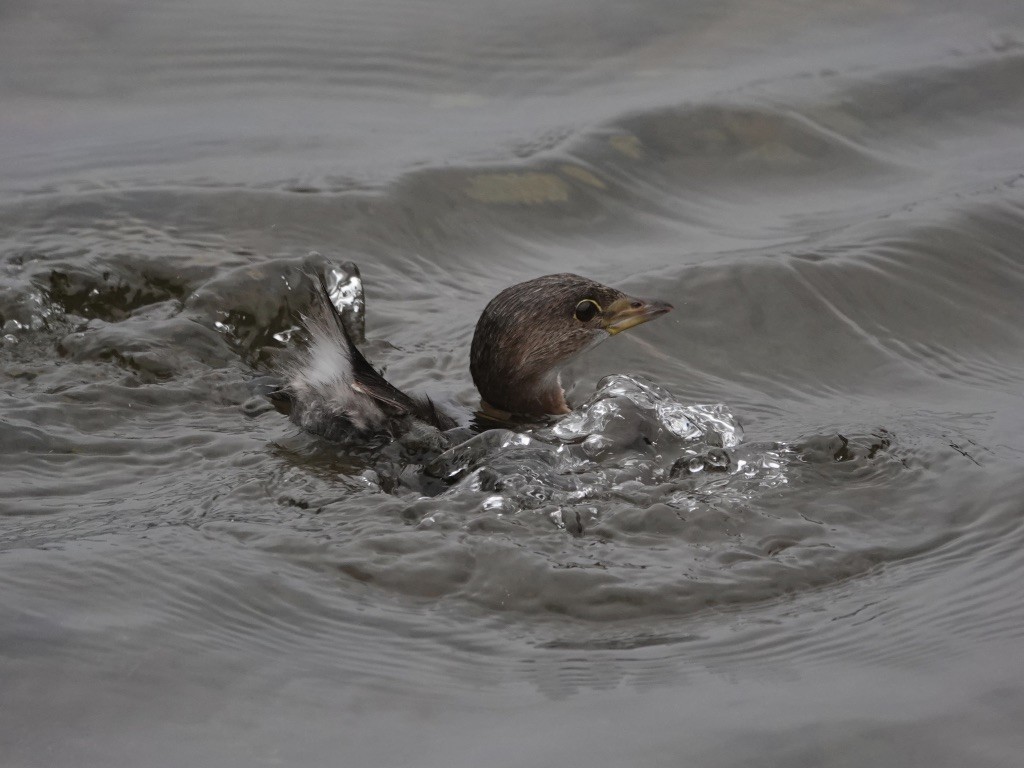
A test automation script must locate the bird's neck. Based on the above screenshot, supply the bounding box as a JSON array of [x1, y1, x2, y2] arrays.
[[480, 370, 570, 418]]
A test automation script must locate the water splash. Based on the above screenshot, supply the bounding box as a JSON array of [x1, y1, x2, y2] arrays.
[[550, 375, 743, 448], [320, 257, 366, 344], [423, 374, 785, 531], [257, 263, 788, 527]]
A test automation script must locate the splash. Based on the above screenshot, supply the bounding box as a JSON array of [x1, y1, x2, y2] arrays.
[[321, 259, 366, 344], [424, 375, 788, 530]]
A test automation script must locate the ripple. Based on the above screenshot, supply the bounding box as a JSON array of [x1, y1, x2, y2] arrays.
[[2, 7, 1024, 751], [3, 182, 1022, 628], [248, 378, 961, 621]]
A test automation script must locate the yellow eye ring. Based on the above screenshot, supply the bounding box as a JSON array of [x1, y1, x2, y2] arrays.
[[574, 299, 601, 322]]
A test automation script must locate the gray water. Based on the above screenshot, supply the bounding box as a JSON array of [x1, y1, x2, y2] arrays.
[[3, 0, 1024, 766]]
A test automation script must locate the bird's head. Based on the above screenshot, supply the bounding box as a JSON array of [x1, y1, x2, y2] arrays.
[[469, 273, 673, 418]]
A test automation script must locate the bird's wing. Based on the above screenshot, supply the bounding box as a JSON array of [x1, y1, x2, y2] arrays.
[[313, 272, 421, 418]]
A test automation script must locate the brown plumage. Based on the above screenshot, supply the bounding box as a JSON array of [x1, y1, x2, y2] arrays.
[[277, 271, 672, 439], [470, 273, 673, 417], [277, 273, 454, 440]]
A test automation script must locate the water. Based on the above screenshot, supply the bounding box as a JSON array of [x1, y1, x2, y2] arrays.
[[3, 0, 1024, 765]]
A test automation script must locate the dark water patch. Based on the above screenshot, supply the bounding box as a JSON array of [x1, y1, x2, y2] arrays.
[[45, 269, 187, 323]]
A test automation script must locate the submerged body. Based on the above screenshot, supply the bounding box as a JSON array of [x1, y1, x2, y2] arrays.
[[278, 269, 672, 440]]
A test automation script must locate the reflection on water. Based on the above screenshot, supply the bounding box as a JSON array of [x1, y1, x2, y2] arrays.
[[2, 0, 1024, 765]]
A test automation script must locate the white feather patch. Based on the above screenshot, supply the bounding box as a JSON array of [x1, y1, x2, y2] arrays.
[[287, 311, 387, 433]]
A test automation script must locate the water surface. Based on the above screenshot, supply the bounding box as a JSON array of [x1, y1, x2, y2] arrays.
[[2, 0, 1024, 766]]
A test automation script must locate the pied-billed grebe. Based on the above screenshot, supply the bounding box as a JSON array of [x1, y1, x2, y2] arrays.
[[279, 270, 672, 439], [471, 273, 672, 419]]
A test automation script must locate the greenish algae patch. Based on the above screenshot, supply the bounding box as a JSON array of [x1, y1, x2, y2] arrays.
[[559, 164, 608, 190], [465, 172, 571, 204], [609, 134, 643, 159]]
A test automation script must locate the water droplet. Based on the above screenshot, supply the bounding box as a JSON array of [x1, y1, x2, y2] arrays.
[[273, 326, 300, 344]]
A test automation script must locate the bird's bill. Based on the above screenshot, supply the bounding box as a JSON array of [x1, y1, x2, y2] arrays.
[[603, 296, 673, 335]]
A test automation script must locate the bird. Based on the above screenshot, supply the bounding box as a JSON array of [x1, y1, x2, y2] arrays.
[[276, 270, 672, 441], [470, 273, 673, 419]]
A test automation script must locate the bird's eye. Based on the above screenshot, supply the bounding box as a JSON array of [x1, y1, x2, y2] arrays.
[[574, 299, 601, 322]]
